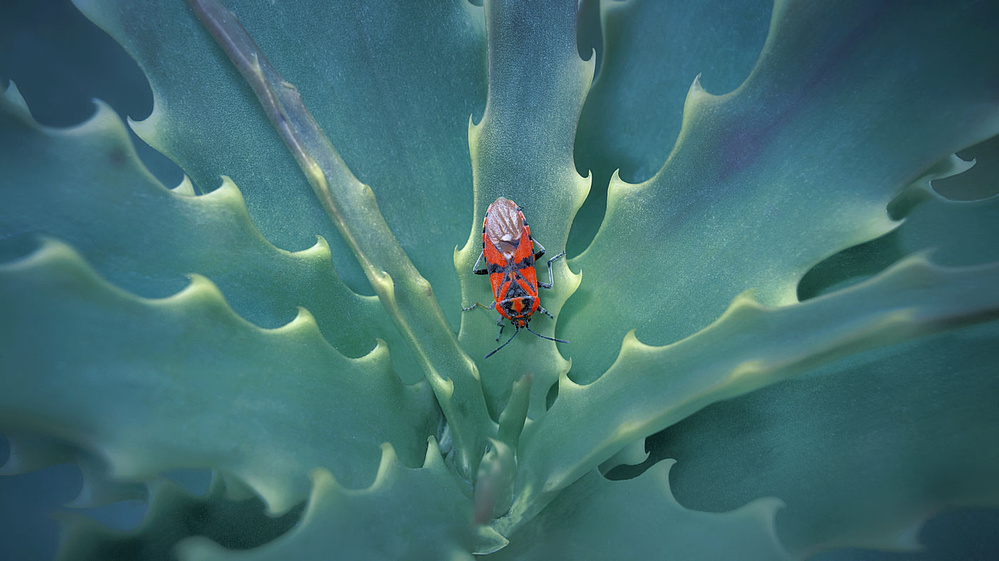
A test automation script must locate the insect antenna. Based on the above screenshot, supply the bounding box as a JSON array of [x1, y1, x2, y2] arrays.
[[484, 326, 520, 359], [525, 324, 569, 344]]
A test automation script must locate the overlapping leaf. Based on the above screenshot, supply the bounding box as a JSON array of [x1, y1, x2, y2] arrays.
[[71, 0, 486, 329], [795, 153, 981, 300], [632, 142, 999, 559], [2, 0, 999, 559], [0, 83, 426, 380], [509, 253, 999, 525], [178, 0, 493, 478], [55, 475, 302, 561], [561, 0, 999, 382], [0, 238, 438, 513], [494, 462, 789, 561], [648, 320, 999, 559], [575, 0, 771, 186], [178, 442, 484, 561], [569, 0, 771, 254]]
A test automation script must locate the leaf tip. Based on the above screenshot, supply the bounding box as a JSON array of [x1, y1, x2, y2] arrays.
[[422, 436, 448, 472], [468, 111, 483, 138], [620, 328, 648, 353], [2, 80, 30, 115], [370, 442, 403, 490], [126, 95, 165, 149], [170, 175, 196, 196], [297, 235, 332, 262]]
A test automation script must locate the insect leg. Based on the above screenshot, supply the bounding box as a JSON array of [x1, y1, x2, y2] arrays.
[[537, 305, 555, 319], [495, 316, 505, 341], [461, 301, 495, 312], [537, 251, 566, 289], [471, 251, 488, 275], [532, 239, 546, 260]]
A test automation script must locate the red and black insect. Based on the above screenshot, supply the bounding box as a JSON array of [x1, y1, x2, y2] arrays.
[[463, 197, 567, 359]]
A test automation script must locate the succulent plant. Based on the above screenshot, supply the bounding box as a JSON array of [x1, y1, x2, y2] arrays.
[[2, 0, 998, 559]]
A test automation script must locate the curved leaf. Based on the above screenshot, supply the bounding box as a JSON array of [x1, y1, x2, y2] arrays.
[[647, 321, 999, 558], [184, 0, 492, 478], [72, 0, 486, 322], [576, 0, 771, 184], [0, 82, 428, 382], [0, 239, 438, 513], [493, 462, 789, 561], [511, 255, 999, 526], [562, 0, 999, 382], [178, 443, 481, 561], [569, 0, 772, 255], [625, 144, 999, 558], [54, 475, 302, 561]]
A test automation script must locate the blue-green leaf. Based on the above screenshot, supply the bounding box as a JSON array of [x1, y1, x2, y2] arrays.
[[178, 443, 481, 561], [562, 0, 999, 382], [0, 238, 437, 513], [650, 321, 999, 558], [511, 254, 999, 527], [493, 462, 790, 561], [72, 0, 486, 325]]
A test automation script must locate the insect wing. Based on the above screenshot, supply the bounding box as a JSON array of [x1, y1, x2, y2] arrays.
[[484, 197, 526, 258], [511, 233, 541, 316], [484, 238, 509, 313]]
